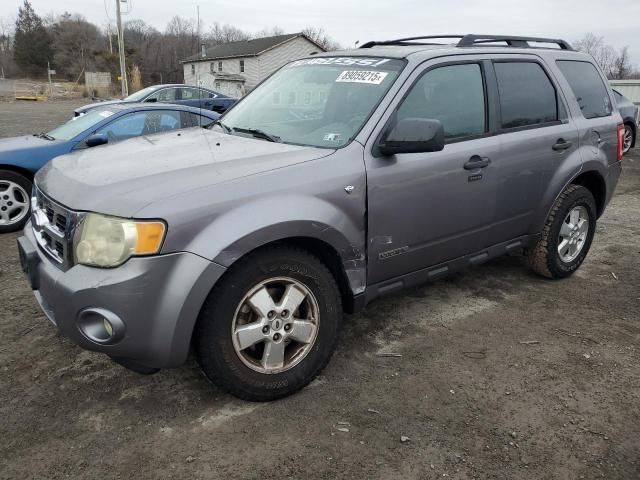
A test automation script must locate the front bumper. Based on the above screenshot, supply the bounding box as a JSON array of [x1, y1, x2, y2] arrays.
[[18, 224, 226, 368]]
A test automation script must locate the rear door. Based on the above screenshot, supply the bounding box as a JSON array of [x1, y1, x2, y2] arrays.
[[485, 57, 581, 245], [365, 58, 502, 284]]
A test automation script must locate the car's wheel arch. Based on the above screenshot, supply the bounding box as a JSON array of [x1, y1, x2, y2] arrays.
[[0, 164, 35, 182], [532, 166, 607, 234]]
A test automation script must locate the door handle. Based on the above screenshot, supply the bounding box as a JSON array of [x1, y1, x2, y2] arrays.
[[463, 155, 491, 170], [552, 139, 573, 151]]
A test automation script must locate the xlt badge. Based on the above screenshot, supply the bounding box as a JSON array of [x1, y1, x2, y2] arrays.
[[379, 246, 409, 260]]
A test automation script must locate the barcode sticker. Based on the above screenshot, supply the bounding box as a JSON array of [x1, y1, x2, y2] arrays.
[[336, 70, 388, 84]]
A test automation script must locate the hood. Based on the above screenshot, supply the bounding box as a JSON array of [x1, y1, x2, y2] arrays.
[[74, 99, 128, 114], [36, 128, 334, 217], [0, 135, 69, 172]]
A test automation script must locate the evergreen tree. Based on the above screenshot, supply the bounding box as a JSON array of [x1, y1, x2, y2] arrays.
[[13, 0, 52, 74]]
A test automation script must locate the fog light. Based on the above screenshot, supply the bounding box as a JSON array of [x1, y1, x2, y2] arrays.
[[103, 318, 113, 337], [77, 308, 125, 344]]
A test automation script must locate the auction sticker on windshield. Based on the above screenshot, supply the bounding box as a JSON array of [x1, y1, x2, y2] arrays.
[[336, 70, 388, 84]]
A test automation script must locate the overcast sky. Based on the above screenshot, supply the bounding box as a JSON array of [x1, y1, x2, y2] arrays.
[[3, 0, 640, 63]]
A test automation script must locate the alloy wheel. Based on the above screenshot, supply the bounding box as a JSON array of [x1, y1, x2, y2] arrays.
[[231, 277, 320, 374], [0, 180, 29, 226], [623, 125, 633, 153], [557, 206, 589, 263]]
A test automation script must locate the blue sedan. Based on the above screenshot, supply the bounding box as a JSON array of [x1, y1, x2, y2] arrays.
[[0, 103, 219, 233], [74, 84, 237, 117]]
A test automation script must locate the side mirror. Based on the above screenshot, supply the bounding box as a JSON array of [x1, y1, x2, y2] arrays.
[[145, 97, 157, 103], [377, 118, 445, 156], [86, 133, 109, 148]]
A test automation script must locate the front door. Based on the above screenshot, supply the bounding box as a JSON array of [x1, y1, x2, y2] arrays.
[[365, 60, 501, 284]]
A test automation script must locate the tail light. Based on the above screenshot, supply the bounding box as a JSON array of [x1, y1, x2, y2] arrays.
[[617, 124, 624, 161]]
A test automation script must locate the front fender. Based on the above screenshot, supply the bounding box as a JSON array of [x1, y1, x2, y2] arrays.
[[182, 193, 366, 295]]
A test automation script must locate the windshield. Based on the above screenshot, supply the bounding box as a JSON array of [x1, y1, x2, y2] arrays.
[[47, 108, 117, 141], [124, 86, 158, 102], [220, 57, 405, 148]]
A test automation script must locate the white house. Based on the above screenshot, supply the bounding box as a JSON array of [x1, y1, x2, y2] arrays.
[[182, 33, 326, 97]]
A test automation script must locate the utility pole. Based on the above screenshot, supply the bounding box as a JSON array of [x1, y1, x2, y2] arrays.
[[197, 5, 200, 47], [107, 24, 113, 54], [115, 0, 128, 97]]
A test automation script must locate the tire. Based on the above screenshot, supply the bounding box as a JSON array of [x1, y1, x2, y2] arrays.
[[527, 184, 597, 279], [0, 170, 32, 234], [623, 124, 634, 154], [195, 245, 342, 401]]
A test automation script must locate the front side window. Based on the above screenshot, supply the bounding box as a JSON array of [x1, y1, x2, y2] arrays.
[[396, 63, 486, 140], [220, 57, 405, 148], [97, 110, 183, 141], [494, 62, 558, 129], [148, 88, 177, 102], [557, 60, 612, 119]]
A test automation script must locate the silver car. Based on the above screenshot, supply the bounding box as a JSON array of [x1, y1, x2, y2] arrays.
[[18, 34, 623, 401]]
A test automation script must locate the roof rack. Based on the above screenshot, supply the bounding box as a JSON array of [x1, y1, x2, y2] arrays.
[[359, 34, 573, 51]]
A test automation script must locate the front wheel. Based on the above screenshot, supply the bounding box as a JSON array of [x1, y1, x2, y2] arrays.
[[527, 184, 597, 279], [0, 170, 32, 234], [195, 246, 342, 401]]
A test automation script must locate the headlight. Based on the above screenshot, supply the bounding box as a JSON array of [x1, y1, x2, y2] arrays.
[[75, 213, 166, 268]]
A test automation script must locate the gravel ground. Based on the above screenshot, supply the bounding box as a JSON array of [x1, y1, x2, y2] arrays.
[[0, 100, 639, 479]]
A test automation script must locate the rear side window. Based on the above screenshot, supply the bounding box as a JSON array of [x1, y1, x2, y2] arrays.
[[556, 60, 612, 119], [396, 63, 486, 140], [494, 62, 558, 129]]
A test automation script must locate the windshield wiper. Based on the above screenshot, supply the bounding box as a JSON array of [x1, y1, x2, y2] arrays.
[[34, 132, 55, 141], [232, 126, 280, 143], [209, 119, 232, 133]]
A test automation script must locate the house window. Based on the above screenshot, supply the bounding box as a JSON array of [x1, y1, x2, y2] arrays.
[[304, 91, 312, 105], [191, 64, 195, 75], [272, 91, 280, 105], [210, 63, 215, 74], [218, 61, 223, 72], [288, 91, 296, 105], [215, 81, 221, 90], [240, 60, 245, 73]]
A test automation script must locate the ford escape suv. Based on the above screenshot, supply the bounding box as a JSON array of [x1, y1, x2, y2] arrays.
[[17, 35, 623, 401]]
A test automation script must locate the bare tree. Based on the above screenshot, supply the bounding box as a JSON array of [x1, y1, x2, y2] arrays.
[[207, 22, 251, 45], [573, 33, 633, 79], [301, 27, 341, 51], [253, 26, 285, 38], [51, 13, 101, 80]]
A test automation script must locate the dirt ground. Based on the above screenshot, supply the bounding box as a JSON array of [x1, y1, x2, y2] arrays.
[[0, 100, 638, 480]]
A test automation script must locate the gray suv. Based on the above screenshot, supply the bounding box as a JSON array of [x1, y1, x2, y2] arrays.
[[17, 35, 623, 401]]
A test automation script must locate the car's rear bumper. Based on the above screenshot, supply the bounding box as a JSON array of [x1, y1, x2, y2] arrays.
[[604, 161, 623, 211], [18, 223, 226, 368]]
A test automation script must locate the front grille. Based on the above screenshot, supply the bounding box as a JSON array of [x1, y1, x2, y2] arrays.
[[31, 186, 78, 270]]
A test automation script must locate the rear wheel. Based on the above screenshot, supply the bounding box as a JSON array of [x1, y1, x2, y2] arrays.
[[623, 124, 634, 154], [527, 184, 596, 279], [0, 170, 32, 234], [195, 246, 342, 401]]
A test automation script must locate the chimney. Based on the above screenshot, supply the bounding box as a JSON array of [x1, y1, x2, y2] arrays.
[[201, 44, 206, 58]]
